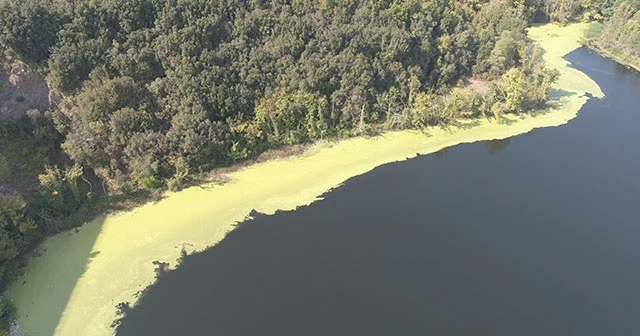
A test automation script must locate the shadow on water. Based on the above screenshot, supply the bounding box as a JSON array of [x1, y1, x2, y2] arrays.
[[483, 138, 511, 155], [10, 217, 106, 336]]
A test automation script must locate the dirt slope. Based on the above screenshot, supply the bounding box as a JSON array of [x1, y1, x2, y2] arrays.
[[0, 56, 56, 120]]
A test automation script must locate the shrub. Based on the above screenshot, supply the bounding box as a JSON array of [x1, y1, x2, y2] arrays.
[[0, 156, 8, 181], [0, 296, 15, 325]]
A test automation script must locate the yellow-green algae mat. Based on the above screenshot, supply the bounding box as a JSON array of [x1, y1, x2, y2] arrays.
[[7, 23, 603, 336]]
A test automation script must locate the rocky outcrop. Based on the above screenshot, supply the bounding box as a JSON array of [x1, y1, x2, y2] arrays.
[[0, 56, 57, 120]]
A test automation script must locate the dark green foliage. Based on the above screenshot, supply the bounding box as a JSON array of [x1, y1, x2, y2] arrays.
[[0, 156, 8, 182], [0, 0, 551, 195], [596, 1, 640, 68], [525, 1, 639, 67], [0, 193, 35, 284], [0, 115, 89, 287], [472, 1, 529, 76], [254, 90, 325, 145], [528, 0, 617, 23], [0, 0, 571, 309], [0, 0, 564, 216], [0, 296, 15, 328], [0, 0, 61, 63]]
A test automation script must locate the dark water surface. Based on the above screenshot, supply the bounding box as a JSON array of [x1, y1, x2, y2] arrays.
[[117, 48, 640, 335]]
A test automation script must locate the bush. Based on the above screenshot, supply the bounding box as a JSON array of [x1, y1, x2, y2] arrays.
[[0, 156, 8, 181], [167, 177, 183, 192], [0, 296, 15, 325]]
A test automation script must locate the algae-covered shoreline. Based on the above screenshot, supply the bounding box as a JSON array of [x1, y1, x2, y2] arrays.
[[6, 23, 603, 336], [579, 22, 640, 74]]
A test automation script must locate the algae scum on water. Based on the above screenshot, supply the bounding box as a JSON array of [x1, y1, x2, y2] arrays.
[[7, 23, 602, 336]]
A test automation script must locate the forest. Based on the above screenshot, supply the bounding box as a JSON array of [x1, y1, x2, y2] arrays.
[[594, 0, 640, 69], [0, 0, 636, 322]]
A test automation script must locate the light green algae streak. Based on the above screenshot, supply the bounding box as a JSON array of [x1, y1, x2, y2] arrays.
[[6, 23, 603, 336]]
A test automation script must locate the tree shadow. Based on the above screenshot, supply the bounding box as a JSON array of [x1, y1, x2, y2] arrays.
[[197, 173, 233, 191], [484, 138, 511, 155], [495, 114, 522, 125], [7, 217, 106, 336], [449, 118, 482, 130], [548, 88, 576, 100], [524, 89, 578, 119], [439, 118, 482, 133]]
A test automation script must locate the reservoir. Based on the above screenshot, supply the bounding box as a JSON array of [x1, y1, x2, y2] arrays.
[[116, 47, 640, 336]]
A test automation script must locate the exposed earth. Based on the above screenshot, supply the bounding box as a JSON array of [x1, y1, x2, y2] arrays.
[[0, 56, 56, 120]]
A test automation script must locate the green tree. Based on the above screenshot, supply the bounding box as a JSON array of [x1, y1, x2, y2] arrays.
[[0, 156, 8, 182], [0, 193, 36, 282], [501, 68, 526, 113], [0, 0, 60, 63], [254, 90, 319, 145]]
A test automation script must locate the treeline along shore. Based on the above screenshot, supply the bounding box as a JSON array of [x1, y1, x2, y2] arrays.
[[0, 0, 635, 334]]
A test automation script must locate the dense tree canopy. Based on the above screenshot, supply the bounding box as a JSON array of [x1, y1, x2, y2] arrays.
[[0, 0, 577, 297], [596, 1, 640, 68], [1, 0, 562, 193]]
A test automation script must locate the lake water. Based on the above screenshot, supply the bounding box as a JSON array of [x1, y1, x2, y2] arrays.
[[116, 48, 640, 335]]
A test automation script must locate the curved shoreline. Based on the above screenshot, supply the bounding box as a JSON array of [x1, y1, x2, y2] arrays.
[[586, 43, 640, 73], [6, 23, 603, 336], [581, 22, 640, 74]]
